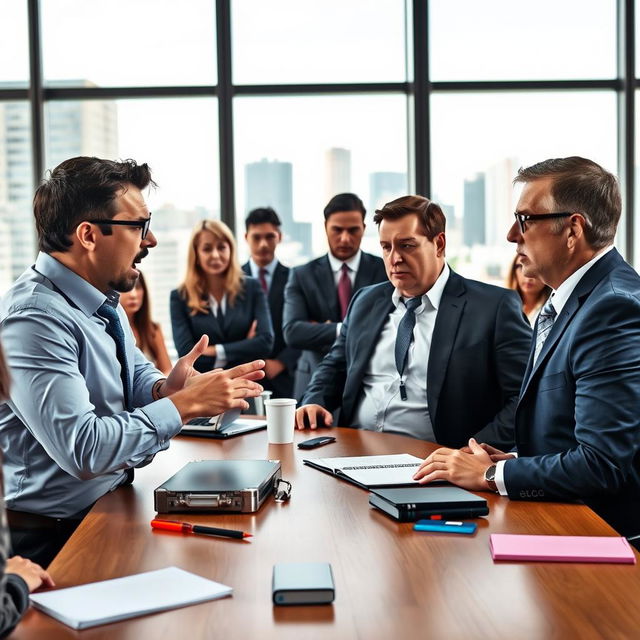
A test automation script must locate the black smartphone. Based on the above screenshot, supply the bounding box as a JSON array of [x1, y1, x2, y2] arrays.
[[297, 436, 336, 449]]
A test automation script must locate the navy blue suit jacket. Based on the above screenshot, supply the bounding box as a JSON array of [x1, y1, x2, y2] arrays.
[[170, 276, 274, 374], [504, 249, 640, 538], [283, 252, 387, 400], [242, 261, 300, 397], [302, 271, 532, 449]]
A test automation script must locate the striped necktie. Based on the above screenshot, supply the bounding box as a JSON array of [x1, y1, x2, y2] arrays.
[[533, 297, 557, 365]]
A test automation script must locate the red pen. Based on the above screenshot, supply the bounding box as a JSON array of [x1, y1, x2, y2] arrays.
[[151, 519, 252, 540]]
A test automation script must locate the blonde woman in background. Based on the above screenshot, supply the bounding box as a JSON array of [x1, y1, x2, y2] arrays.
[[506, 254, 551, 327], [170, 220, 273, 373], [119, 271, 172, 375]]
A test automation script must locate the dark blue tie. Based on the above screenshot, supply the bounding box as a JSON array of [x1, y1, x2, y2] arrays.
[[98, 299, 132, 412], [394, 297, 422, 401]]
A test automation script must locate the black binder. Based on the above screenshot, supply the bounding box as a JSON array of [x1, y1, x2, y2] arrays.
[[369, 486, 489, 522]]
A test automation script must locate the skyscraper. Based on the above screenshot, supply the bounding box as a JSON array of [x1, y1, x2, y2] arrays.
[[463, 172, 486, 247], [0, 80, 118, 281], [245, 158, 311, 257], [369, 171, 407, 211], [324, 147, 351, 202]]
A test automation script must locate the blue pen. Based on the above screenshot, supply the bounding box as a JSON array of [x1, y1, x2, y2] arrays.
[[413, 520, 477, 534]]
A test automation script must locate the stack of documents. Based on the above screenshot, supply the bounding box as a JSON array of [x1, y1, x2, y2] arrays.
[[30, 566, 232, 629]]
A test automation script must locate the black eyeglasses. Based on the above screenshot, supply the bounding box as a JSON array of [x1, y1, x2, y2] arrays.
[[85, 213, 152, 239], [513, 211, 573, 234]]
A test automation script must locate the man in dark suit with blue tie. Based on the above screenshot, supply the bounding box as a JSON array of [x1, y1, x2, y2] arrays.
[[283, 193, 387, 401], [296, 195, 532, 449], [242, 207, 299, 398], [415, 157, 640, 546]]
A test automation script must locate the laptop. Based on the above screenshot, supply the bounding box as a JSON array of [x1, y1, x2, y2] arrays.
[[180, 408, 267, 439]]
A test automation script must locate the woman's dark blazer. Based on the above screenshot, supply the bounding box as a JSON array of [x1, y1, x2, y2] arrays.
[[170, 277, 274, 373]]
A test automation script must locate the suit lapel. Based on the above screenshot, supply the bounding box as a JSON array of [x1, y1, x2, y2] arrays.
[[353, 253, 372, 290], [316, 256, 339, 320], [427, 271, 466, 422], [519, 248, 623, 399], [355, 284, 395, 371]]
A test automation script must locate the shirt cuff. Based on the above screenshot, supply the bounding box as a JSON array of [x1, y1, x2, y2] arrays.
[[495, 460, 509, 496], [139, 397, 183, 445], [336, 323, 342, 338], [215, 344, 228, 367]]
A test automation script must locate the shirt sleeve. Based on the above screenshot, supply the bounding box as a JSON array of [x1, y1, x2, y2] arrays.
[[2, 309, 182, 481]]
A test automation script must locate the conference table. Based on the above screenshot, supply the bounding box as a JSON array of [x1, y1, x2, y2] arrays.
[[13, 426, 640, 639]]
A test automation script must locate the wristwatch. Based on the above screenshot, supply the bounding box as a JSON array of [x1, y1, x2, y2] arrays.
[[484, 464, 498, 493]]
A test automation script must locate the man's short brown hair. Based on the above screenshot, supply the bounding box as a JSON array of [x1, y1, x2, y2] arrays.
[[373, 195, 446, 240]]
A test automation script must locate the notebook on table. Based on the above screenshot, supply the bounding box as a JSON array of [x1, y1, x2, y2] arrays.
[[181, 408, 266, 439], [303, 454, 423, 489], [29, 566, 232, 629], [489, 534, 637, 564]]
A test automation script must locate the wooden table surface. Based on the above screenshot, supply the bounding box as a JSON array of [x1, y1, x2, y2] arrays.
[[13, 427, 640, 640]]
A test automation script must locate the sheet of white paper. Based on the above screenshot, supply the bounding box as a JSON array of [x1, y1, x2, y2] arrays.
[[309, 453, 422, 486], [30, 566, 232, 629]]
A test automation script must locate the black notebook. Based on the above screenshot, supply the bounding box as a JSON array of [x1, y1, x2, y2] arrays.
[[369, 486, 489, 522]]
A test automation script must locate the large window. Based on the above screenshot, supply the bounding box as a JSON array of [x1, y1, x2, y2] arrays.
[[234, 94, 408, 264], [1, 0, 639, 353]]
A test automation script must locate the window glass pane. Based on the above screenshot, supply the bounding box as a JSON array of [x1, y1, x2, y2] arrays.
[[0, 2, 29, 87], [44, 98, 220, 354], [232, 0, 408, 84], [42, 0, 216, 87], [429, 0, 616, 81], [234, 95, 409, 265], [430, 91, 617, 282], [0, 102, 34, 291]]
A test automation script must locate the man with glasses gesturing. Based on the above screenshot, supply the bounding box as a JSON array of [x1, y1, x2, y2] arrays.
[[0, 157, 265, 566], [414, 156, 640, 548]]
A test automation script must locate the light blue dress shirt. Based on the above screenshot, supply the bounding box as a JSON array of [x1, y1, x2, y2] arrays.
[[0, 253, 182, 518]]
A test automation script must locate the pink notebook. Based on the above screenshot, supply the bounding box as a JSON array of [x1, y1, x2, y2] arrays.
[[490, 534, 637, 564]]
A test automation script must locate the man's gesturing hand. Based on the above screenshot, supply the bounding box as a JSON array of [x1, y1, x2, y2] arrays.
[[170, 359, 265, 421]]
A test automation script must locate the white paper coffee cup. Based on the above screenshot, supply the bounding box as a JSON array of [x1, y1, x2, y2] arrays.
[[265, 398, 297, 444]]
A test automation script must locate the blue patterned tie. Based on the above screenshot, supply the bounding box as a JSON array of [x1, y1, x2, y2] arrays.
[[533, 297, 557, 365], [98, 299, 132, 411], [394, 297, 422, 400]]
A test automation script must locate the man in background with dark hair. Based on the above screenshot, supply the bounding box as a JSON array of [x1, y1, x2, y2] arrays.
[[415, 157, 640, 547], [242, 207, 299, 398], [296, 195, 531, 448], [0, 156, 264, 566], [283, 193, 387, 401]]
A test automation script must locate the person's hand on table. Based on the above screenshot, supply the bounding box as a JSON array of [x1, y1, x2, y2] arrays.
[[6, 556, 55, 591], [295, 404, 333, 430], [460, 441, 516, 462], [413, 438, 495, 491]]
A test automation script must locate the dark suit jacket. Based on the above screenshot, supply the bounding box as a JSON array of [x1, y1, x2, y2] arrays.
[[242, 261, 300, 397], [170, 276, 274, 374], [283, 251, 387, 400], [302, 272, 532, 449], [503, 249, 640, 538]]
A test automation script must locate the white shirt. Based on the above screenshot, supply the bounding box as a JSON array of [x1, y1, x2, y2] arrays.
[[352, 264, 450, 441], [208, 293, 228, 367], [495, 245, 615, 495], [327, 250, 362, 336], [248, 257, 278, 292]]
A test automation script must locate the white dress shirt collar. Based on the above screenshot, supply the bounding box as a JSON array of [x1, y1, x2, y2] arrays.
[[547, 245, 614, 316], [327, 249, 362, 275], [391, 263, 450, 311], [248, 257, 277, 279]]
